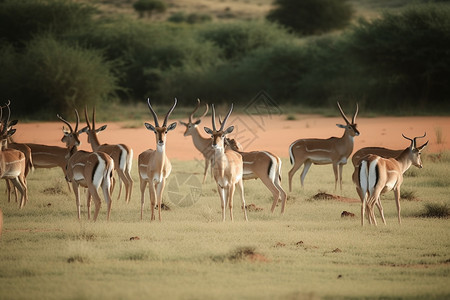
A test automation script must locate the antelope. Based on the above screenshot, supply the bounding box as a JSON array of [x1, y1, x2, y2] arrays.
[[352, 147, 403, 167], [80, 107, 134, 203], [225, 138, 287, 213], [138, 98, 177, 221], [58, 111, 114, 221], [353, 133, 428, 226], [204, 104, 248, 222], [288, 102, 359, 192], [0, 102, 28, 208], [179, 99, 214, 183], [4, 121, 33, 203]]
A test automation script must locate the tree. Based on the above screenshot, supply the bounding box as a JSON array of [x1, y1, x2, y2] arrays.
[[133, 0, 167, 19], [266, 0, 353, 35]]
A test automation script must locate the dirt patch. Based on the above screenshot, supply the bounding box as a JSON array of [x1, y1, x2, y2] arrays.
[[13, 115, 450, 161], [309, 192, 359, 203], [213, 246, 270, 263]]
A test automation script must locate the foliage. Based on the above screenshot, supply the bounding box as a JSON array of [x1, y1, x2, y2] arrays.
[[197, 21, 292, 60], [267, 0, 354, 35], [420, 202, 450, 218], [168, 12, 213, 24], [1, 35, 119, 118], [346, 4, 450, 108], [0, 0, 97, 48], [133, 0, 166, 18]]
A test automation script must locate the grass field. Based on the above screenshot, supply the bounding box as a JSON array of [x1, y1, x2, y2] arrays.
[[1, 152, 449, 299]]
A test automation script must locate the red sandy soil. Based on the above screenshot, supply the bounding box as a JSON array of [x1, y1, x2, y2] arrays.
[[12, 115, 450, 161]]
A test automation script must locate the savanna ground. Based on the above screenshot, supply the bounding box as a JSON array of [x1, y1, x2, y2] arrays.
[[1, 113, 449, 299]]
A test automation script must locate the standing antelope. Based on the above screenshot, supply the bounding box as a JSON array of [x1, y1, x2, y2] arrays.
[[204, 104, 248, 222], [353, 133, 428, 226], [80, 107, 134, 203], [179, 99, 213, 183], [58, 111, 114, 221], [4, 121, 33, 203], [352, 147, 403, 168], [0, 102, 28, 208], [138, 98, 177, 221], [225, 138, 287, 214], [288, 102, 359, 192]]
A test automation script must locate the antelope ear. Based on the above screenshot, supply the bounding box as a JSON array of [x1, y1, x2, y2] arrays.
[[145, 123, 156, 132], [62, 126, 71, 135], [7, 128, 16, 137], [194, 119, 201, 125], [336, 124, 346, 129], [179, 121, 187, 126], [167, 122, 177, 132], [204, 127, 213, 135], [78, 126, 88, 134], [417, 140, 429, 151], [96, 125, 107, 133], [224, 126, 234, 134], [8, 119, 18, 127]]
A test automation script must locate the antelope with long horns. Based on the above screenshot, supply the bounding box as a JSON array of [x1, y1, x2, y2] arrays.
[[80, 107, 134, 203], [138, 98, 177, 221], [58, 111, 114, 221], [179, 99, 214, 183], [204, 104, 248, 221], [288, 102, 359, 192], [353, 133, 428, 226], [0, 101, 28, 208]]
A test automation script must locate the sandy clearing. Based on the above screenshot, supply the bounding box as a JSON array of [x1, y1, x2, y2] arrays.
[[12, 115, 450, 161]]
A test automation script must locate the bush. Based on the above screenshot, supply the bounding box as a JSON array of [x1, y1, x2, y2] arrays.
[[0, 0, 97, 48], [133, 0, 166, 18], [197, 21, 292, 60], [346, 4, 450, 109], [168, 12, 212, 24], [267, 0, 354, 35], [6, 36, 119, 118]]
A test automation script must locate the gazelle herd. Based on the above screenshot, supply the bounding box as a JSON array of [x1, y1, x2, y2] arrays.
[[0, 99, 429, 226]]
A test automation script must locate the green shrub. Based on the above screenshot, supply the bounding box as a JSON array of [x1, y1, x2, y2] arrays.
[[168, 12, 212, 24], [0, 0, 97, 48], [267, 0, 354, 35], [197, 21, 292, 60], [347, 4, 450, 109], [10, 35, 119, 118], [420, 203, 450, 218], [133, 0, 166, 18]]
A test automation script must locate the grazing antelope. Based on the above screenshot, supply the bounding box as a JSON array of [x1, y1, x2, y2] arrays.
[[179, 99, 214, 183], [352, 147, 403, 167], [225, 138, 287, 214], [204, 104, 248, 222], [80, 107, 134, 203], [0, 102, 28, 208], [138, 98, 177, 221], [288, 102, 359, 192], [353, 133, 428, 226], [58, 111, 114, 221]]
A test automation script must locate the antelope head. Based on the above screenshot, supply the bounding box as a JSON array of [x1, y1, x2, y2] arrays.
[[80, 106, 107, 143], [57, 110, 81, 149], [402, 133, 429, 168], [336, 102, 360, 137], [179, 99, 209, 137], [0, 101, 16, 149], [204, 104, 234, 151], [145, 98, 177, 149]]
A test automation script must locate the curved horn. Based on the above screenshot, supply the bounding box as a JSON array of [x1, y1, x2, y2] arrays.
[[92, 106, 96, 130], [84, 106, 91, 130], [352, 103, 359, 124], [74, 109, 80, 133], [199, 100, 209, 119], [337, 102, 350, 125], [57, 113, 74, 133], [219, 103, 234, 131], [1, 101, 11, 135], [189, 99, 202, 123], [163, 98, 177, 127], [414, 132, 427, 149], [147, 98, 159, 127], [211, 104, 217, 131]]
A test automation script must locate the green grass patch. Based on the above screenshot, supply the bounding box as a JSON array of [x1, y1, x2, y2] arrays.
[[0, 154, 449, 299]]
